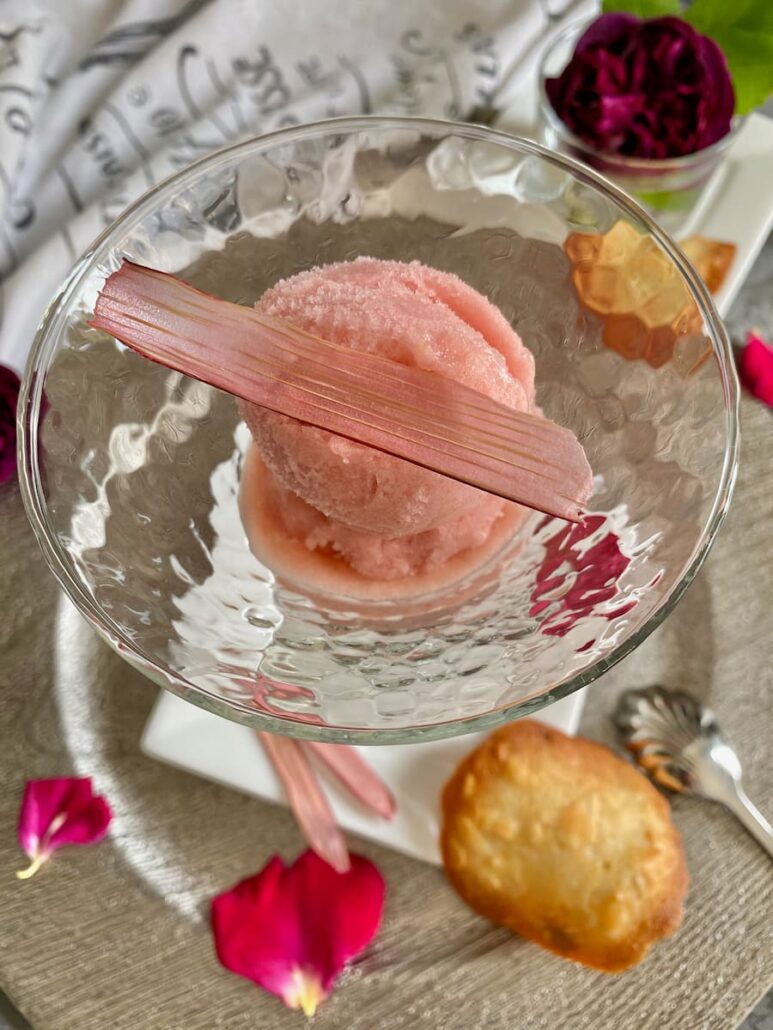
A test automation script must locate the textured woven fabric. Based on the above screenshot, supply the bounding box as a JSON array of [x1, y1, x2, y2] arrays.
[[0, 0, 547, 374]]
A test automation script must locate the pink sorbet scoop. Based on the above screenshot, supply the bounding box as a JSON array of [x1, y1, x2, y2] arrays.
[[239, 258, 588, 581]]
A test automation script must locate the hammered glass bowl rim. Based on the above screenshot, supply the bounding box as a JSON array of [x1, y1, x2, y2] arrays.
[[17, 115, 740, 744]]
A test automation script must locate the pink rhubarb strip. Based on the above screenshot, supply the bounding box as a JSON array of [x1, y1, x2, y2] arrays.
[[91, 261, 592, 522], [303, 742, 396, 820], [257, 733, 350, 874]]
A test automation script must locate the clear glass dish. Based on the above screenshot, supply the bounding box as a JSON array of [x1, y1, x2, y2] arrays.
[[537, 19, 737, 228], [18, 116, 739, 743]]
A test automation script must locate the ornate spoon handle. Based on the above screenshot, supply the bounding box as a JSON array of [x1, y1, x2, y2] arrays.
[[722, 782, 773, 859]]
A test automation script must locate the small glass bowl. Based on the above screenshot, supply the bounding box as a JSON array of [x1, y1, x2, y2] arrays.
[[18, 116, 739, 743], [537, 19, 737, 226]]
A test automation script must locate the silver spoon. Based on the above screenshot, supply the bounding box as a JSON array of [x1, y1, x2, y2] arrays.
[[614, 685, 772, 859]]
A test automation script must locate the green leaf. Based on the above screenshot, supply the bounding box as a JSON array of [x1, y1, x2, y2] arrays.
[[634, 188, 696, 212], [600, 0, 773, 115], [684, 0, 773, 114], [685, 0, 773, 35], [602, 0, 681, 15]]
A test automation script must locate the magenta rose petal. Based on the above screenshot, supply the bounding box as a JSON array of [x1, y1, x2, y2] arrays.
[[0, 363, 21, 485], [211, 850, 385, 1017], [16, 777, 112, 879], [738, 331, 773, 408]]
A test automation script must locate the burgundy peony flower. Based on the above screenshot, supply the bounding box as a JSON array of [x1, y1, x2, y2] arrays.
[[0, 363, 21, 485], [546, 13, 735, 159]]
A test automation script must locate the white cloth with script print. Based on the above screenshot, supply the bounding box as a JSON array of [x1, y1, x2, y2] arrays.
[[0, 0, 555, 372]]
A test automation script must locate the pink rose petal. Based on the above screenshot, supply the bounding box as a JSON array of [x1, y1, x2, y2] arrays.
[[738, 331, 773, 408], [0, 363, 20, 485], [211, 850, 385, 1016], [17, 777, 112, 879]]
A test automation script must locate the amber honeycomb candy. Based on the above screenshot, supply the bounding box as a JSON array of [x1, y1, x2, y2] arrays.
[[680, 236, 736, 294], [565, 223, 734, 368]]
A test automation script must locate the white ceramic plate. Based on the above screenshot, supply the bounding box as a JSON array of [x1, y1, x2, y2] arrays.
[[141, 689, 583, 866]]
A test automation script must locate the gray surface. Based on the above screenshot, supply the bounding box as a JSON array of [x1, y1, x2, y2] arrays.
[[745, 994, 773, 1030], [0, 997, 29, 1030]]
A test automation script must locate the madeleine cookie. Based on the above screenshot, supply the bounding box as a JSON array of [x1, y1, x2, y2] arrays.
[[440, 720, 688, 972]]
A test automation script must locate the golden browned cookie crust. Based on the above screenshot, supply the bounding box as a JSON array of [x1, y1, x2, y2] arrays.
[[440, 720, 688, 972]]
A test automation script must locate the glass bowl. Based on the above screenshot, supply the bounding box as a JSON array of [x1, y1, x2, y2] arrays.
[[18, 116, 739, 743], [537, 19, 737, 228]]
